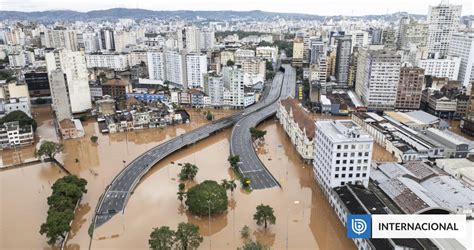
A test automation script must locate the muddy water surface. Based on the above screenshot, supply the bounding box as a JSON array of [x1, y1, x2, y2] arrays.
[[91, 118, 356, 250]]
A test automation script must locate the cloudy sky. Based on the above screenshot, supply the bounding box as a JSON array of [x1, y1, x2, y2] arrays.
[[0, 0, 472, 16]]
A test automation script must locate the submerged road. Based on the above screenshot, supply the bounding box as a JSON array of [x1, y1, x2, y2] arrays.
[[230, 65, 296, 189], [93, 67, 287, 228]]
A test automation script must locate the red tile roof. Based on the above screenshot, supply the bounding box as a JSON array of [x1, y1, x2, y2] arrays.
[[280, 97, 315, 140]]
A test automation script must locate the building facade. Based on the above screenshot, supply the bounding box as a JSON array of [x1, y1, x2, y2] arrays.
[[395, 66, 425, 110], [313, 120, 373, 197]]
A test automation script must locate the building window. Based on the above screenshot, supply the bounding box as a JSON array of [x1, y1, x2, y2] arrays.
[[362, 173, 366, 177]]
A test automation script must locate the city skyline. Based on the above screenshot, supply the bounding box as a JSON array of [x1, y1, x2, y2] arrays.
[[0, 0, 472, 16]]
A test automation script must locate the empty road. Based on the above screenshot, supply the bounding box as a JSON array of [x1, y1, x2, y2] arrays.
[[230, 65, 296, 189], [93, 67, 286, 228]]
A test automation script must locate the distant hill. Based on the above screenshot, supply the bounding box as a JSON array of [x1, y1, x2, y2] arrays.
[[0, 8, 430, 22]]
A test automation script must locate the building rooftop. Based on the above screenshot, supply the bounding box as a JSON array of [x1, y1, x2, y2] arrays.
[[103, 79, 129, 87], [405, 110, 439, 125], [280, 97, 315, 140], [59, 119, 75, 129], [333, 185, 425, 249], [371, 162, 474, 215], [316, 120, 372, 143]]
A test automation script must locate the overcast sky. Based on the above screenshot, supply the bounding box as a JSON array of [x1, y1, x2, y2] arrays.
[[0, 0, 472, 16]]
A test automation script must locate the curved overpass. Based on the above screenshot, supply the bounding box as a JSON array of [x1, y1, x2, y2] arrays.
[[230, 65, 296, 189], [93, 69, 286, 228]]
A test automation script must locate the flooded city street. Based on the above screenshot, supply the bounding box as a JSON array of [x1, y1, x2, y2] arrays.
[[1, 105, 417, 249]]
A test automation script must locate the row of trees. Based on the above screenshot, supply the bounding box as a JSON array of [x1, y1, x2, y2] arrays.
[[40, 175, 88, 246], [148, 203, 276, 249], [149, 223, 203, 250]]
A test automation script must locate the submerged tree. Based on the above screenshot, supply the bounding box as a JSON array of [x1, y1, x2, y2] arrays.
[[175, 222, 203, 250], [253, 204, 276, 229], [148, 226, 175, 250], [178, 163, 199, 181], [35, 140, 64, 160]]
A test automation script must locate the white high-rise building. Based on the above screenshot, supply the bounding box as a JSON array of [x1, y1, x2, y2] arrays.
[[207, 75, 224, 107], [222, 66, 244, 108], [427, 4, 462, 57], [200, 30, 215, 50], [185, 27, 201, 53], [313, 120, 373, 196], [85, 53, 130, 71], [355, 47, 401, 111], [349, 30, 369, 50], [448, 32, 474, 86], [147, 51, 166, 81], [49, 69, 72, 121], [43, 29, 78, 51], [418, 56, 461, 80], [186, 53, 207, 89], [164, 50, 186, 86], [46, 50, 92, 113], [80, 32, 99, 53]]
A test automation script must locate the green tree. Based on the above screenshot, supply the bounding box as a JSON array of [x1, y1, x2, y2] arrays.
[[90, 135, 98, 143], [35, 97, 47, 104], [35, 140, 64, 160], [40, 175, 87, 246], [39, 210, 75, 245], [177, 190, 186, 204], [226, 60, 235, 66], [175, 222, 203, 250], [228, 180, 237, 193], [206, 111, 213, 121], [253, 204, 276, 228], [240, 225, 251, 240], [178, 163, 199, 181], [178, 183, 185, 191], [51, 175, 88, 202], [0, 110, 37, 131], [227, 155, 240, 168], [221, 179, 230, 191], [185, 180, 228, 216], [239, 240, 268, 250], [149, 226, 175, 250], [249, 127, 267, 142]]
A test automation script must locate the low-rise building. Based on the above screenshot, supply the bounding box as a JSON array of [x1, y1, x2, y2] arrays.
[[0, 121, 34, 149], [102, 79, 132, 100], [59, 118, 85, 139], [0, 97, 31, 118], [371, 161, 474, 216], [352, 112, 469, 162], [277, 97, 315, 162], [332, 184, 431, 250]]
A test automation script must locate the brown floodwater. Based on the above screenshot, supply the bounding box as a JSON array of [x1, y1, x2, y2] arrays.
[[2, 106, 396, 249], [90, 117, 356, 250], [1, 106, 236, 249], [0, 162, 66, 249]]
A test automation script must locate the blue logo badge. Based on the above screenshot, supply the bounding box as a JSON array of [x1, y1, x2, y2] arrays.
[[347, 214, 371, 238]]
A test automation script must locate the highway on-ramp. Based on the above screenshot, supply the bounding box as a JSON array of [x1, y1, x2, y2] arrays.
[[230, 65, 296, 189], [93, 67, 286, 228]]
